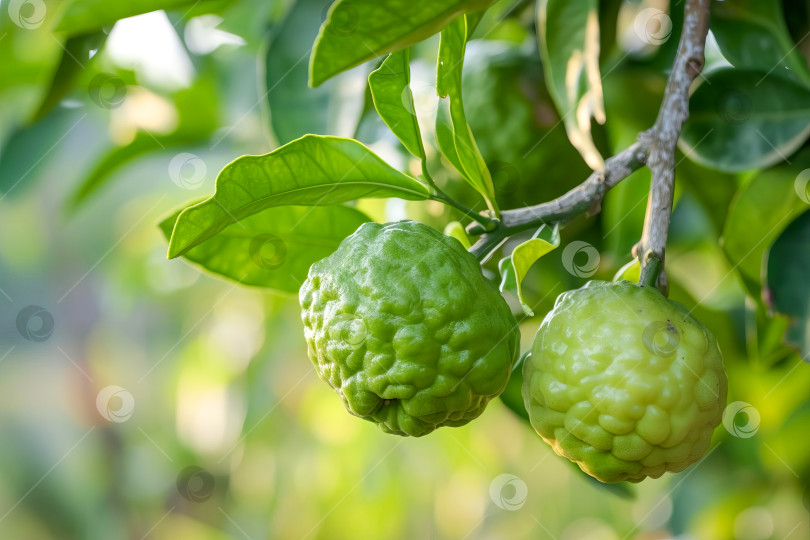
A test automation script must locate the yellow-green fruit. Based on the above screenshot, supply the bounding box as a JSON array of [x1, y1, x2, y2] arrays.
[[300, 221, 520, 437], [523, 280, 727, 483]]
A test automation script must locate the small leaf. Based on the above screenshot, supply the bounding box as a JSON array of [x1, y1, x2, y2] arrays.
[[443, 221, 470, 249], [436, 15, 498, 211], [613, 258, 641, 283], [168, 135, 430, 258], [160, 204, 370, 293], [499, 224, 561, 316], [537, 0, 605, 170], [680, 68, 810, 172], [368, 49, 425, 159], [309, 0, 498, 87], [765, 209, 810, 357]]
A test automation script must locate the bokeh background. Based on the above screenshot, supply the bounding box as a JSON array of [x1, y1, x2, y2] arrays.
[[1, 0, 809, 538]]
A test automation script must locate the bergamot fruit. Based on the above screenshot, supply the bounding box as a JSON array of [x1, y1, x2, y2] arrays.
[[523, 280, 727, 483], [299, 220, 519, 437]]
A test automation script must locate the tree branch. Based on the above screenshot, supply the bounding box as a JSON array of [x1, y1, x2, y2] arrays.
[[469, 0, 711, 272], [499, 142, 648, 229], [635, 0, 711, 293]]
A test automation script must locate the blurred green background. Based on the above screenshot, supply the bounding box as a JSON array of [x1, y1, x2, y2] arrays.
[[1, 0, 809, 538]]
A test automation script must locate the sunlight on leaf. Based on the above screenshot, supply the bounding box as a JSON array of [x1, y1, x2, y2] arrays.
[[499, 224, 561, 316]]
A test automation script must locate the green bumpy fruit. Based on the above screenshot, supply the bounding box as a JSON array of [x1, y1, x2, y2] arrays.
[[299, 220, 519, 437], [523, 280, 727, 483]]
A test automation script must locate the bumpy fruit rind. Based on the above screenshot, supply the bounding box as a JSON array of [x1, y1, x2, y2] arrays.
[[299, 220, 519, 437], [523, 280, 727, 483]]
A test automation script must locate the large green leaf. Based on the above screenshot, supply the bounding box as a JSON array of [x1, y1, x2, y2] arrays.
[[536, 0, 605, 170], [680, 68, 810, 173], [766, 210, 810, 357], [168, 135, 430, 258], [711, 0, 810, 87], [161, 204, 370, 292], [722, 155, 810, 296], [309, 0, 497, 87], [368, 49, 425, 160], [55, 0, 227, 34], [436, 15, 497, 211]]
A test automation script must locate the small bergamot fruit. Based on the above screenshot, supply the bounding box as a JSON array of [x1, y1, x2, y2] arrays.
[[523, 280, 727, 483], [299, 220, 520, 437]]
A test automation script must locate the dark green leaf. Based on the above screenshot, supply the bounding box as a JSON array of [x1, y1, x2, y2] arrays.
[[265, 0, 364, 145], [766, 210, 810, 357], [436, 15, 497, 210], [722, 154, 810, 296], [160, 204, 370, 292], [168, 135, 430, 258], [537, 0, 605, 169], [368, 49, 425, 159], [711, 0, 810, 86], [680, 68, 810, 172], [309, 0, 497, 87]]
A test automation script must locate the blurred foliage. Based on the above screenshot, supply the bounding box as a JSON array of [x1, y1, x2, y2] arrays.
[[0, 0, 809, 539]]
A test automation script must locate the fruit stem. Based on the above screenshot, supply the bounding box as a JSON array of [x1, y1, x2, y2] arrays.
[[638, 254, 661, 288]]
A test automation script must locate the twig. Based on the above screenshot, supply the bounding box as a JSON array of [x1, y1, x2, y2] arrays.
[[635, 0, 711, 293], [499, 142, 648, 229]]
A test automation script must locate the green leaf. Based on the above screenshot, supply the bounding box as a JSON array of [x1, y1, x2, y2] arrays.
[[56, 0, 224, 34], [680, 68, 810, 173], [613, 258, 640, 283], [499, 224, 561, 316], [309, 0, 497, 87], [265, 0, 364, 145], [368, 49, 425, 159], [168, 135, 430, 258], [712, 0, 810, 87], [537, 0, 605, 170], [436, 15, 497, 211], [160, 204, 370, 292], [765, 210, 810, 357], [722, 154, 810, 296]]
